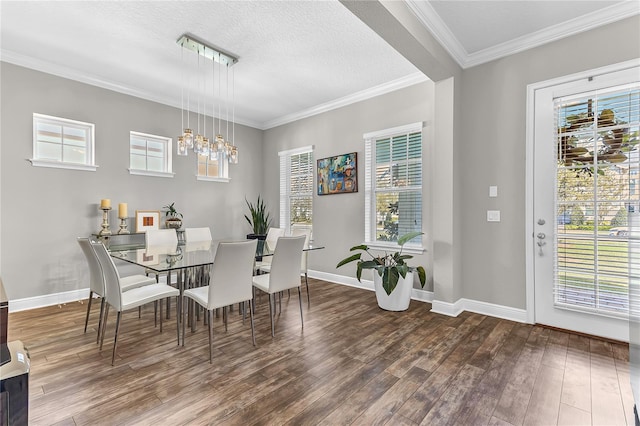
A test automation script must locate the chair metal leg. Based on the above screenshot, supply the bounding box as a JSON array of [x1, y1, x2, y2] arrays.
[[298, 287, 304, 330], [100, 304, 110, 350], [182, 296, 187, 346], [175, 296, 180, 345], [249, 300, 256, 346], [138, 306, 142, 319], [208, 310, 214, 364], [111, 311, 122, 366], [305, 273, 310, 306], [97, 298, 106, 344], [159, 298, 163, 333], [154, 301, 158, 327], [269, 293, 275, 337], [223, 306, 228, 332], [84, 291, 93, 333]]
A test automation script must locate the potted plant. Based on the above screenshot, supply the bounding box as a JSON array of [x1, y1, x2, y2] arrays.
[[337, 231, 426, 311], [244, 195, 272, 257], [163, 202, 183, 229]]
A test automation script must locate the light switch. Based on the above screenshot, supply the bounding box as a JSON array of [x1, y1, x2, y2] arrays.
[[489, 186, 498, 197], [487, 210, 501, 222]]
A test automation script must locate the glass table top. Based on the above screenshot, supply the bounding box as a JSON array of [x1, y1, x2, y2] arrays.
[[110, 240, 323, 273]]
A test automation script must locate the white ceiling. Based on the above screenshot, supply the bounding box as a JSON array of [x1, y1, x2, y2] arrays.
[[1, 1, 637, 130]]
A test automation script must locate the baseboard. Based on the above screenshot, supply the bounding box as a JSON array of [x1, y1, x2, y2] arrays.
[[461, 298, 528, 323], [312, 270, 527, 323], [431, 299, 465, 317], [309, 270, 434, 303], [10, 273, 527, 324], [9, 288, 89, 313]]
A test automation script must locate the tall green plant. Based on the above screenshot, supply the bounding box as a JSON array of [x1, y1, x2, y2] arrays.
[[244, 195, 272, 235]]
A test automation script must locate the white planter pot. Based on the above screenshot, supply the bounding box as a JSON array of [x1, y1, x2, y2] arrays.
[[373, 271, 413, 311]]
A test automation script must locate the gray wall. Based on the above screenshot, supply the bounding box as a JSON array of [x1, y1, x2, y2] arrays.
[[459, 16, 640, 309], [262, 81, 434, 290], [0, 63, 263, 300]]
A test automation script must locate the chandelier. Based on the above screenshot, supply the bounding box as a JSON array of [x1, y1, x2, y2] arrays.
[[176, 34, 239, 165]]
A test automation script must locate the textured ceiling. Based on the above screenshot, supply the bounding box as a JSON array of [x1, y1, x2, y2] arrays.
[[0, 1, 422, 129], [1, 1, 637, 129]]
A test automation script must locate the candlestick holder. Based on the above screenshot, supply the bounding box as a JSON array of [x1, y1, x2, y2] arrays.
[[98, 207, 112, 236], [117, 217, 130, 234]]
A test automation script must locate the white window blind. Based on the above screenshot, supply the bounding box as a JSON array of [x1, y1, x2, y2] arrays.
[[554, 83, 640, 316], [129, 131, 173, 177], [279, 146, 314, 235], [364, 122, 423, 248], [30, 113, 96, 171]]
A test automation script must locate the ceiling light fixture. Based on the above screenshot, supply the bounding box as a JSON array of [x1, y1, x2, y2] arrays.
[[176, 34, 239, 168]]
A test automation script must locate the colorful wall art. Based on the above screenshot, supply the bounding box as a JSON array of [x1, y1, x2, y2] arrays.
[[317, 152, 357, 195]]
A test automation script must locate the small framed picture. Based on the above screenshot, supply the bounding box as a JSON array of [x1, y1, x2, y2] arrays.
[[317, 152, 358, 195], [135, 210, 160, 233]]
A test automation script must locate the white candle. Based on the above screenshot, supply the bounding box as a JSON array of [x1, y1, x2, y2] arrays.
[[118, 203, 128, 218], [100, 199, 111, 209]]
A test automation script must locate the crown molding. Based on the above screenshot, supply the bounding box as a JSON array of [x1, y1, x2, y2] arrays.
[[0, 49, 263, 130], [464, 1, 640, 68], [405, 0, 468, 67], [406, 0, 640, 69], [261, 72, 429, 130]]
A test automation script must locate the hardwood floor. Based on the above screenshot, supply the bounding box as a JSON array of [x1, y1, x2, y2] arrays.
[[7, 279, 635, 425]]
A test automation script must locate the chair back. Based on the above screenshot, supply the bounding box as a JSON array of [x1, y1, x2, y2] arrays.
[[185, 227, 212, 243], [268, 235, 306, 293], [291, 227, 311, 272], [145, 229, 178, 247], [77, 237, 105, 295], [91, 241, 123, 311], [207, 240, 258, 310], [265, 227, 285, 251]]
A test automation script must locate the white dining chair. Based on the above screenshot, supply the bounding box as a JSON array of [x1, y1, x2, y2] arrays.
[[145, 228, 179, 318], [256, 227, 285, 274], [184, 227, 212, 243], [252, 235, 306, 337], [291, 226, 312, 305], [182, 239, 257, 363], [77, 237, 155, 342], [91, 241, 180, 365]]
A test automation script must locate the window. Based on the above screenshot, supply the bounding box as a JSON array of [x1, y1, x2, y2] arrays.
[[364, 122, 423, 250], [554, 82, 640, 316], [30, 113, 96, 171], [279, 146, 314, 235], [197, 152, 229, 182], [129, 131, 173, 177]]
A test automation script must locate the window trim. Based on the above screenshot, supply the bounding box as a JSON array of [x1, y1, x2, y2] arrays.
[[30, 113, 97, 171], [364, 122, 424, 252], [279, 145, 314, 235], [128, 131, 174, 178]]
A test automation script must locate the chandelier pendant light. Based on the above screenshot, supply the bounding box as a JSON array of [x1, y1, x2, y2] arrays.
[[176, 34, 239, 166]]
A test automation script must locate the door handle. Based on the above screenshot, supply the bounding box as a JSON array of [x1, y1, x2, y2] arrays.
[[536, 232, 546, 255]]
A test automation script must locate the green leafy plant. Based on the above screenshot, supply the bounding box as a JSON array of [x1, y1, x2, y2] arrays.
[[244, 195, 272, 235], [337, 231, 426, 295], [163, 202, 183, 220]]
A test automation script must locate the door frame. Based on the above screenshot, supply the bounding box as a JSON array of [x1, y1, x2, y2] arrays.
[[525, 58, 640, 326]]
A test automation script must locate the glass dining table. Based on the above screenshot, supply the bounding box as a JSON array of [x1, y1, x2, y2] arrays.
[[108, 239, 324, 330]]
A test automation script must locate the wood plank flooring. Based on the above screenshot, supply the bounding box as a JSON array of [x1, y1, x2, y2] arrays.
[[6, 279, 634, 425]]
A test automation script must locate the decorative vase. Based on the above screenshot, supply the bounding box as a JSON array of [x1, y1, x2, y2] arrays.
[[166, 219, 182, 229], [373, 271, 414, 311], [247, 234, 267, 260]]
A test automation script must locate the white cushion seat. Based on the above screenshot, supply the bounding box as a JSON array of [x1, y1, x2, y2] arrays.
[[121, 284, 179, 311]]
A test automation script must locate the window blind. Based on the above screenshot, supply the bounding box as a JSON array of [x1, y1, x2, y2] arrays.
[[364, 123, 423, 247], [554, 83, 640, 316], [279, 146, 314, 235]]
